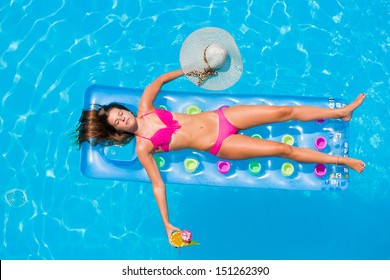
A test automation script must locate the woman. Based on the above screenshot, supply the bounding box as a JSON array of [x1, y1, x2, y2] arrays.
[[76, 69, 366, 245]]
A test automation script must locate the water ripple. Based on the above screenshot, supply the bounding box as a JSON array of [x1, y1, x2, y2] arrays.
[[4, 189, 28, 208]]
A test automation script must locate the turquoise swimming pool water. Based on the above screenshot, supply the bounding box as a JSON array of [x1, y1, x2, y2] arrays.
[[0, 0, 389, 260]]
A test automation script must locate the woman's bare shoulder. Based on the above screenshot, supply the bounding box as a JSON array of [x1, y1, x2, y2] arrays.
[[137, 104, 155, 116]]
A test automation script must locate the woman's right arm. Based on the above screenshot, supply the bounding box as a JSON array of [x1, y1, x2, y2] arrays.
[[138, 70, 184, 113], [137, 146, 180, 244]]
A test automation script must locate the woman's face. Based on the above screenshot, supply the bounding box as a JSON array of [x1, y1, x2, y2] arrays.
[[107, 108, 136, 133]]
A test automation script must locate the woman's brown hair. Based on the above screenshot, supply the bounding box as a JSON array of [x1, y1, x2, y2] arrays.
[[75, 103, 135, 148]]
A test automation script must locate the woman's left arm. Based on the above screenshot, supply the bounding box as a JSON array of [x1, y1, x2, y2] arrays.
[[137, 146, 180, 244], [139, 70, 184, 113]]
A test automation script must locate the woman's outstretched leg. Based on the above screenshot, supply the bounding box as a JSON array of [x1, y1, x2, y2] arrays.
[[218, 136, 366, 173], [223, 93, 366, 129], [288, 93, 366, 122]]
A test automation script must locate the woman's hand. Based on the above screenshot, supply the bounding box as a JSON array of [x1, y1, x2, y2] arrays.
[[165, 223, 181, 246]]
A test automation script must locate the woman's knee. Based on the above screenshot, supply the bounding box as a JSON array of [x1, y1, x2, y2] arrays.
[[278, 106, 293, 120], [279, 143, 294, 157]]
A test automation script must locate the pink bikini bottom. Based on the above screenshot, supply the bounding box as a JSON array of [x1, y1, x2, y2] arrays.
[[209, 107, 239, 155]]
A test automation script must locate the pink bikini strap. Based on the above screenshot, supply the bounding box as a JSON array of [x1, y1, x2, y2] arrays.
[[137, 111, 156, 139], [136, 134, 149, 140], [140, 110, 155, 118]]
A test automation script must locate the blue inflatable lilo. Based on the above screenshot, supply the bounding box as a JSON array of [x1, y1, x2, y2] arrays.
[[80, 85, 350, 191]]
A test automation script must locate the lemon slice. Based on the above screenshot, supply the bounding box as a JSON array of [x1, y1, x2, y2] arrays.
[[170, 231, 200, 248]]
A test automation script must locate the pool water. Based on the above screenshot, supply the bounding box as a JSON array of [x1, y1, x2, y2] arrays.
[[0, 0, 389, 260]]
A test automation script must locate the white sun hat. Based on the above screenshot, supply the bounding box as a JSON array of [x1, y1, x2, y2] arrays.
[[180, 27, 243, 91]]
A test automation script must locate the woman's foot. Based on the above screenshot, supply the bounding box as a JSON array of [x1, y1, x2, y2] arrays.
[[339, 157, 366, 173], [341, 93, 366, 121]]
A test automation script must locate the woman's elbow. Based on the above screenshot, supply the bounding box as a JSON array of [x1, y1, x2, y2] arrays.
[[156, 75, 169, 85], [152, 182, 166, 195]]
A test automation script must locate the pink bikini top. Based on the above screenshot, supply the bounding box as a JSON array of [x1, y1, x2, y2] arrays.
[[137, 108, 181, 152]]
